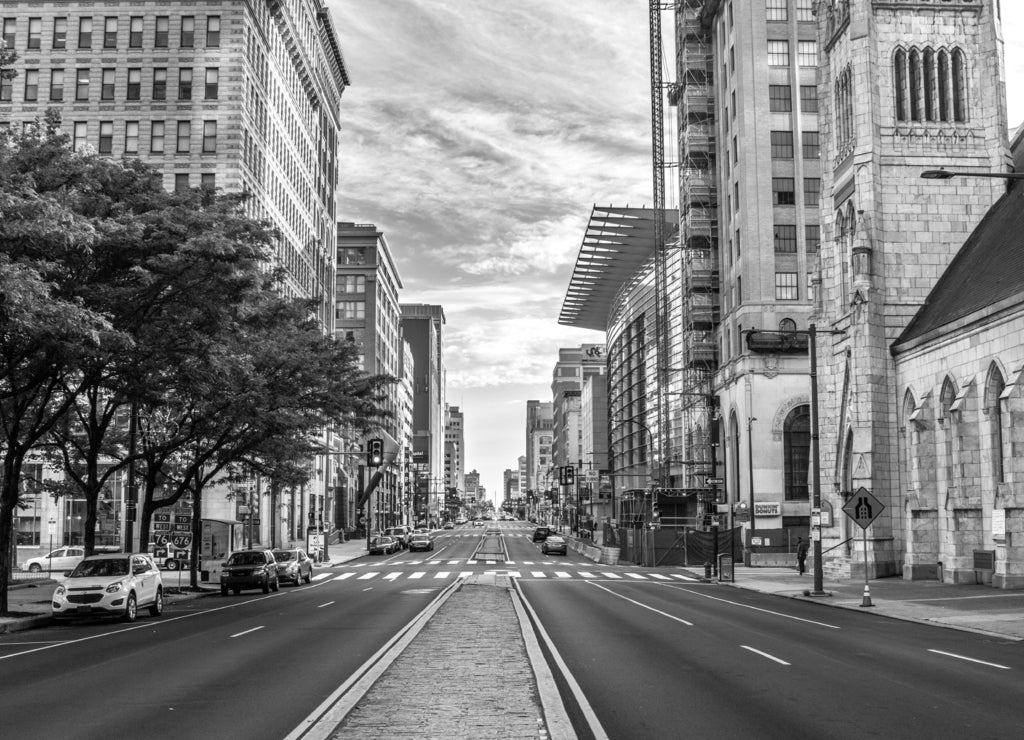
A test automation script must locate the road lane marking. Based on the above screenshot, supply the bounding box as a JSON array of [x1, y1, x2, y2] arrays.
[[506, 560, 516, 564], [626, 573, 648, 580], [448, 560, 460, 565], [555, 572, 572, 578], [670, 574, 698, 581], [458, 571, 472, 578], [531, 571, 547, 578], [741, 645, 790, 666], [357, 572, 378, 580], [660, 586, 841, 629], [522, 561, 535, 565], [928, 649, 1011, 670], [317, 602, 334, 608], [579, 572, 596, 579], [384, 572, 402, 581], [602, 572, 622, 579], [332, 573, 355, 581], [231, 626, 264, 638], [434, 571, 450, 578], [312, 573, 332, 581], [409, 572, 425, 579], [587, 582, 693, 626], [467, 559, 478, 565], [650, 574, 672, 581]]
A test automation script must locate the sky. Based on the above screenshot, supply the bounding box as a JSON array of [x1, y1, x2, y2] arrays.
[[328, 1, 1024, 501]]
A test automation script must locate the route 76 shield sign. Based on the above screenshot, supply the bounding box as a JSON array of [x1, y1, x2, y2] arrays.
[[842, 487, 884, 530]]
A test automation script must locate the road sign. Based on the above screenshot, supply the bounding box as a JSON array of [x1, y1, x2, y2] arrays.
[[705, 477, 724, 486], [842, 487, 884, 530], [171, 533, 192, 549]]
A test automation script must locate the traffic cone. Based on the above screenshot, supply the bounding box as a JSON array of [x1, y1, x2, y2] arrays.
[[860, 583, 874, 607]]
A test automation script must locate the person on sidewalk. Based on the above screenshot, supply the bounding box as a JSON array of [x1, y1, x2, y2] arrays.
[[796, 537, 809, 575]]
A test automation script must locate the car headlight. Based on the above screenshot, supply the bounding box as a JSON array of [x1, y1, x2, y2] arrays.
[[105, 580, 126, 594], [55, 585, 66, 597]]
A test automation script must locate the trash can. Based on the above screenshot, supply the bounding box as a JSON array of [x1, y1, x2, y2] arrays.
[[718, 554, 734, 582]]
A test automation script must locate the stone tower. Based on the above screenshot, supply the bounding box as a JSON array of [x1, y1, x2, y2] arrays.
[[815, 0, 1011, 577]]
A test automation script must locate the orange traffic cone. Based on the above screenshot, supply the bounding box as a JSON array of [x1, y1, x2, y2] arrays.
[[860, 583, 874, 608]]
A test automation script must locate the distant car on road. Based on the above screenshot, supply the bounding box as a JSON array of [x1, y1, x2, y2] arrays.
[[408, 533, 434, 552], [384, 526, 411, 549], [532, 527, 552, 543], [51, 553, 163, 623], [541, 534, 567, 556], [220, 549, 280, 595], [368, 535, 399, 555], [24, 546, 85, 574], [272, 548, 313, 585], [442, 522, 454, 530]]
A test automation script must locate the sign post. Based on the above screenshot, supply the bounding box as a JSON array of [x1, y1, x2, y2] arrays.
[[842, 486, 885, 607]]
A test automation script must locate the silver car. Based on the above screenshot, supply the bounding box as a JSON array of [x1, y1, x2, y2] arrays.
[[272, 548, 314, 585]]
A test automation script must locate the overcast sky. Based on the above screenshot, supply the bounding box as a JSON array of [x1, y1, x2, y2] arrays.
[[329, 1, 1024, 500]]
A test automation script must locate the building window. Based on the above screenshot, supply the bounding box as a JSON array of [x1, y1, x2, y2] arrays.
[[803, 178, 821, 207], [770, 130, 794, 158], [101, 68, 115, 100], [52, 17, 67, 49], [783, 405, 811, 500], [766, 0, 788, 22], [893, 46, 969, 122], [779, 318, 797, 333], [75, 68, 89, 100], [72, 121, 87, 151], [174, 173, 189, 193], [178, 68, 192, 100], [127, 68, 141, 100], [340, 275, 366, 293], [202, 120, 217, 153], [98, 121, 113, 154], [2, 17, 15, 49], [124, 121, 139, 154], [206, 16, 221, 47], [985, 364, 1006, 483], [153, 68, 167, 100], [802, 131, 820, 159], [28, 17, 41, 49], [775, 272, 798, 300], [336, 302, 366, 320], [49, 68, 64, 101], [205, 68, 219, 99], [200, 173, 216, 190], [23, 69, 39, 102], [338, 248, 366, 265], [78, 17, 92, 49], [0, 73, 9, 102], [176, 121, 190, 153], [129, 16, 143, 48], [767, 40, 790, 67], [800, 85, 818, 113], [150, 121, 165, 153], [835, 66, 854, 150], [774, 224, 797, 253], [797, 40, 817, 67], [155, 16, 169, 48], [769, 84, 792, 112], [805, 224, 820, 253], [796, 0, 814, 22], [180, 16, 194, 48], [772, 178, 795, 205], [103, 16, 117, 48]]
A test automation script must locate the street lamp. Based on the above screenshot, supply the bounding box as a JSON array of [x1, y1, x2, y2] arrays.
[[920, 168, 1024, 180]]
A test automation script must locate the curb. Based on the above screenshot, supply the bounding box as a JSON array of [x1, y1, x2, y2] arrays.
[[0, 615, 52, 635]]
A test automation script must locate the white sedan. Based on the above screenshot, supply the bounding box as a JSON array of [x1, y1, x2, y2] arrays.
[[23, 546, 85, 574], [51, 553, 164, 623]]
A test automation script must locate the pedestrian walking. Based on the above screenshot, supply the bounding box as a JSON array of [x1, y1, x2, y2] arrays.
[[796, 537, 809, 575]]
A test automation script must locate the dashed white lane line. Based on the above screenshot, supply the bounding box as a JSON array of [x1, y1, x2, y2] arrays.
[[333, 573, 355, 581], [928, 649, 1011, 670], [317, 601, 334, 608], [741, 645, 790, 666], [231, 626, 264, 638], [587, 582, 693, 626]]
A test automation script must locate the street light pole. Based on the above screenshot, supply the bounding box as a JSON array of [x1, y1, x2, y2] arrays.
[[809, 324, 827, 596]]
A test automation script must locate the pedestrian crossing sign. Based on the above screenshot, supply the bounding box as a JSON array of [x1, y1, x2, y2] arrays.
[[842, 487, 884, 530]]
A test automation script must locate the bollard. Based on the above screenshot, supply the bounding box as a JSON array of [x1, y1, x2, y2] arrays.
[[704, 561, 712, 580]]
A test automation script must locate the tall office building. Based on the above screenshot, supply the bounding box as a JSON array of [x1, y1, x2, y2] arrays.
[[444, 405, 465, 500], [525, 400, 553, 496], [551, 346, 606, 471]]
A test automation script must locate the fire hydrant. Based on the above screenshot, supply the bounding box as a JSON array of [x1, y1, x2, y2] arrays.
[[704, 561, 712, 580]]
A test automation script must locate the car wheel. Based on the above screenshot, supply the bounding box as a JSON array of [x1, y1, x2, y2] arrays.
[[232, 588, 241, 595], [123, 593, 138, 623], [165, 559, 178, 571], [149, 588, 164, 616], [262, 576, 270, 594], [221, 585, 229, 596], [29, 563, 42, 573], [305, 569, 313, 584]]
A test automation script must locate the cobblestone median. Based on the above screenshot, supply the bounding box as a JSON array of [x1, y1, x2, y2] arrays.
[[331, 576, 546, 739]]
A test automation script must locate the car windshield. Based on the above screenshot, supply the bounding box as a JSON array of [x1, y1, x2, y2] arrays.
[[273, 551, 295, 561], [72, 558, 130, 578], [411, 535, 429, 541], [227, 552, 265, 566]]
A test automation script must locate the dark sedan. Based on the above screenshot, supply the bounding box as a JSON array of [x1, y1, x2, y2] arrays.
[[541, 534, 567, 556]]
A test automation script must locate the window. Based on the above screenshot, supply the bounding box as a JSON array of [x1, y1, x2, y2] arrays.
[[779, 318, 797, 333], [153, 68, 167, 100], [775, 272, 798, 300], [150, 121, 165, 152], [155, 16, 169, 48], [49, 69, 64, 101], [52, 17, 67, 49], [98, 121, 113, 154], [174, 173, 190, 193], [985, 364, 1006, 483], [202, 120, 217, 153], [770, 130, 794, 158], [768, 40, 789, 66], [805, 224, 820, 253], [336, 302, 366, 320], [338, 248, 366, 265], [802, 131, 820, 159], [800, 85, 818, 113], [180, 16, 194, 48], [23, 69, 39, 102], [205, 68, 219, 99], [176, 121, 191, 152], [0, 71, 11, 102], [200, 173, 216, 189], [783, 405, 811, 499], [129, 16, 143, 48], [178, 68, 192, 100], [769, 84, 792, 112], [75, 68, 90, 100], [340, 275, 366, 293], [766, 0, 788, 22], [127, 69, 141, 100], [124, 121, 139, 154], [72, 121, 87, 151], [796, 0, 815, 22], [103, 16, 117, 48], [206, 16, 221, 47], [803, 178, 821, 207], [774, 224, 797, 253], [28, 17, 41, 49], [101, 68, 115, 100], [797, 41, 817, 67], [772, 177, 795, 205], [78, 17, 92, 49], [2, 17, 15, 49]]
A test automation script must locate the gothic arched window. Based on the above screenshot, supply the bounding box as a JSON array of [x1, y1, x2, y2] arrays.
[[784, 405, 811, 500], [985, 364, 1006, 484]]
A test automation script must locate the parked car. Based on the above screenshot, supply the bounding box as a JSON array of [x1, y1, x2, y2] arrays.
[[272, 548, 314, 585], [24, 546, 85, 574], [368, 535, 399, 555], [220, 550, 280, 595], [442, 522, 454, 530], [51, 553, 163, 623], [541, 534, 567, 556], [408, 533, 434, 552], [532, 527, 552, 543], [384, 526, 411, 549]]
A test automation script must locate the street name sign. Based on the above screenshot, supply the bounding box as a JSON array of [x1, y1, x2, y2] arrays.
[[842, 487, 884, 530]]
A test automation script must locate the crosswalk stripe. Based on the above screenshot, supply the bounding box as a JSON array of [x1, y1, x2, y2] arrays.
[[407, 572, 423, 579], [312, 573, 332, 581], [434, 572, 450, 579], [626, 573, 648, 580], [506, 561, 515, 565], [458, 571, 472, 578], [486, 560, 496, 564], [578, 572, 595, 579], [603, 572, 622, 579], [467, 559, 478, 565], [384, 572, 401, 581], [650, 574, 671, 580], [670, 574, 698, 581], [522, 561, 535, 565], [555, 572, 571, 578], [357, 572, 378, 580], [448, 560, 460, 565], [531, 571, 546, 578], [332, 573, 355, 581]]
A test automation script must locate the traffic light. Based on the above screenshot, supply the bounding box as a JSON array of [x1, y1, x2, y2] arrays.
[[559, 466, 575, 486], [367, 438, 384, 467]]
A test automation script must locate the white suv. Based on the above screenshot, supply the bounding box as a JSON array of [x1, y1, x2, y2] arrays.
[[51, 553, 164, 623]]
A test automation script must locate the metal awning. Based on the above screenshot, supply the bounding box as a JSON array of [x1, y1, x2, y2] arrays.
[[559, 206, 679, 331]]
